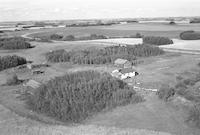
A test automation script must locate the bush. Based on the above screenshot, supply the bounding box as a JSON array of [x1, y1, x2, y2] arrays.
[[63, 35, 75, 41], [187, 104, 200, 128], [50, 34, 63, 40], [27, 71, 143, 122], [180, 31, 200, 40], [142, 36, 173, 45], [129, 33, 143, 38], [0, 37, 32, 49], [0, 55, 27, 71], [190, 18, 200, 24], [157, 85, 175, 101], [169, 21, 176, 25], [46, 45, 164, 64], [6, 73, 21, 85]]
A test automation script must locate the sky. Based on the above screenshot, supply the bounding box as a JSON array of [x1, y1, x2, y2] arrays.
[[0, 0, 200, 22]]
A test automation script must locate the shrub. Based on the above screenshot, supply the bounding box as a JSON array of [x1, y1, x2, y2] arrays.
[[6, 73, 21, 85], [0, 37, 32, 49], [129, 33, 143, 38], [46, 45, 164, 64], [190, 18, 200, 24], [78, 34, 108, 41], [89, 34, 108, 40], [0, 55, 27, 71], [63, 35, 75, 41], [142, 36, 173, 45], [180, 31, 200, 40], [50, 34, 63, 40], [157, 85, 175, 101], [187, 104, 200, 128], [169, 21, 176, 25], [27, 71, 143, 122]]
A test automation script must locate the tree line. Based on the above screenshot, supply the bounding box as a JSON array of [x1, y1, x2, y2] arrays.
[[46, 44, 164, 64], [0, 55, 27, 71], [49, 34, 108, 41], [142, 36, 173, 45], [0, 37, 32, 49], [27, 70, 143, 122], [180, 31, 200, 40]]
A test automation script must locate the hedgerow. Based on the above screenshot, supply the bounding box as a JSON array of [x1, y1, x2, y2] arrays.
[[27, 71, 143, 122], [0, 55, 27, 71], [46, 44, 164, 64], [0, 37, 32, 49], [142, 36, 173, 45], [180, 31, 200, 40]]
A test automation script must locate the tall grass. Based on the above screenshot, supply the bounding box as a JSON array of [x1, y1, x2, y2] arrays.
[[27, 71, 143, 122]]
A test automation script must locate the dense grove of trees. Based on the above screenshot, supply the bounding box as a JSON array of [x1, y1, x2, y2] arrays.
[[0, 37, 32, 49], [49, 34, 108, 41], [27, 71, 143, 122], [180, 31, 200, 40], [0, 55, 27, 71], [142, 36, 173, 45], [46, 45, 164, 64], [190, 18, 200, 23]]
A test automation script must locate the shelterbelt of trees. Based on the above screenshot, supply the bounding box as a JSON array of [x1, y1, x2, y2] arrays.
[[46, 44, 164, 64], [49, 34, 108, 41], [27, 71, 143, 122], [0, 55, 27, 71], [142, 36, 173, 45], [0, 37, 32, 49], [180, 31, 200, 40]]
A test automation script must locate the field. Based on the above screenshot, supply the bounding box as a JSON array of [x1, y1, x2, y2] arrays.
[[5, 23, 200, 39], [1, 22, 200, 135]]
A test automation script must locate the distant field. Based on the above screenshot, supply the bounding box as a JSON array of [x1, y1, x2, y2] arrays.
[[160, 39, 200, 51], [5, 23, 200, 39]]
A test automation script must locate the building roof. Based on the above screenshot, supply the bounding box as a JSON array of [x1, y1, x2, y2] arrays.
[[25, 80, 41, 89], [114, 58, 129, 65], [119, 68, 137, 74]]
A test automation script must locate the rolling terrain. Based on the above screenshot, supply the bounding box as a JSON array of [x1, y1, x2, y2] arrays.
[[1, 22, 200, 135]]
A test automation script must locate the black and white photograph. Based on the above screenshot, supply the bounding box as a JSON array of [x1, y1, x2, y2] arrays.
[[0, 0, 200, 135]]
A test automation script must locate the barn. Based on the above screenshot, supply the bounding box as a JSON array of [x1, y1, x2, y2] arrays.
[[114, 58, 132, 68]]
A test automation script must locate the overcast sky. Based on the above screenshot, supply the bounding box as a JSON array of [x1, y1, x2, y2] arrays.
[[0, 0, 200, 22]]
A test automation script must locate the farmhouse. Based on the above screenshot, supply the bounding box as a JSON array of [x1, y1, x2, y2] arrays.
[[111, 68, 139, 80], [114, 58, 132, 68], [23, 80, 41, 89], [119, 68, 139, 80]]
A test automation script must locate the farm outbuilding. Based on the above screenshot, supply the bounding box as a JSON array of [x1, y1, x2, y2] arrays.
[[114, 58, 132, 68]]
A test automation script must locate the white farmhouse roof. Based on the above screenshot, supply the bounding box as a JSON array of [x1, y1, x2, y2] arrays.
[[24, 80, 41, 89]]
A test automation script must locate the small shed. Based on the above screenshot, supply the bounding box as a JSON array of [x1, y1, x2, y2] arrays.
[[114, 58, 132, 68]]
